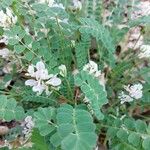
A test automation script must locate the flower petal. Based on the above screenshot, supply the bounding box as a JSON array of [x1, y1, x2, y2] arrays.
[[25, 79, 37, 86], [0, 48, 10, 58], [46, 76, 61, 86], [35, 69, 50, 80], [36, 61, 45, 71], [27, 65, 35, 77], [89, 60, 98, 73], [32, 83, 45, 95]]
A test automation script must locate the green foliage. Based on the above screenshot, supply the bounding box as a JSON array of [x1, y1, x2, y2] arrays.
[[142, 137, 150, 150], [110, 61, 133, 79], [0, 0, 13, 9], [0, 0, 150, 149], [21, 86, 57, 105], [14, 44, 26, 54], [34, 104, 97, 150], [94, 0, 103, 21], [138, 67, 150, 84], [31, 129, 49, 150], [75, 71, 108, 120], [0, 74, 12, 90], [50, 104, 97, 150], [108, 61, 133, 91], [0, 95, 25, 121], [79, 18, 115, 52], [34, 107, 56, 136], [79, 18, 116, 67], [75, 34, 90, 70], [60, 74, 74, 100], [5, 25, 26, 45], [106, 117, 150, 150], [141, 83, 150, 103]]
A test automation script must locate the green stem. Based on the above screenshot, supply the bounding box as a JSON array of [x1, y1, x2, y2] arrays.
[[19, 40, 41, 59], [55, 16, 66, 64], [65, 77, 74, 101]]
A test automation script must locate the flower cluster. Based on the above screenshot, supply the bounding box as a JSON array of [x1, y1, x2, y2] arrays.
[[119, 92, 133, 104], [83, 60, 101, 77], [124, 84, 143, 99], [131, 1, 150, 20], [38, 0, 64, 9], [73, 0, 82, 10], [119, 83, 143, 104], [0, 8, 17, 28], [25, 61, 61, 95], [0, 36, 8, 45], [0, 36, 11, 60], [0, 48, 10, 59], [21, 116, 34, 138], [83, 60, 106, 87], [138, 45, 150, 59], [38, 0, 54, 6]]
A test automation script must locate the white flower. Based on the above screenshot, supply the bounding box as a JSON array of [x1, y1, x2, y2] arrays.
[[25, 79, 45, 95], [138, 45, 150, 58], [22, 116, 34, 138], [124, 83, 143, 99], [38, 0, 54, 6], [25, 65, 35, 77], [32, 83, 46, 95], [24, 116, 34, 129], [83, 60, 101, 77], [48, 0, 54, 6], [131, 1, 150, 20], [0, 36, 8, 45], [119, 83, 143, 104], [35, 61, 51, 80], [36, 61, 46, 71], [73, 0, 82, 10], [0, 8, 17, 28], [83, 61, 106, 88], [52, 3, 65, 9], [3, 62, 13, 73], [25, 79, 39, 87], [0, 48, 10, 59], [50, 17, 68, 24], [99, 73, 106, 88], [25, 61, 61, 95], [26, 61, 51, 80], [46, 75, 62, 86], [38, 0, 64, 9], [58, 64, 67, 77], [119, 91, 133, 104]]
